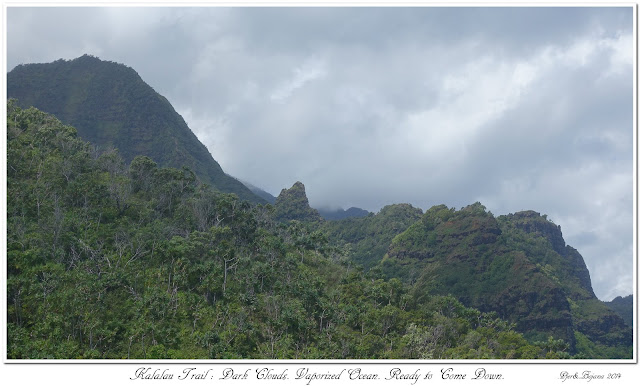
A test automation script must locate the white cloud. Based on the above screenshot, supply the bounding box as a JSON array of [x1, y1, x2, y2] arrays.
[[270, 56, 327, 102]]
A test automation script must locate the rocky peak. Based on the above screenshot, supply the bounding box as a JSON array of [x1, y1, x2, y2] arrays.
[[274, 181, 323, 222]]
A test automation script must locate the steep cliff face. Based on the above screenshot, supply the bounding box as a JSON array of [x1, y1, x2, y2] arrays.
[[500, 211, 595, 299], [508, 211, 566, 253], [384, 203, 575, 344], [273, 181, 323, 222], [382, 204, 631, 351], [497, 212, 629, 345]]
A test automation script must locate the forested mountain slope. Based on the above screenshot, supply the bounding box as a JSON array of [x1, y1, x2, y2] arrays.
[[8, 101, 573, 359], [7, 55, 264, 203], [605, 295, 633, 328], [320, 204, 423, 271], [6, 58, 632, 359], [318, 207, 370, 221], [380, 203, 631, 357]]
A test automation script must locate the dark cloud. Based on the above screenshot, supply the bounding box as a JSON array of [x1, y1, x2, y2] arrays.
[[6, 6, 633, 300]]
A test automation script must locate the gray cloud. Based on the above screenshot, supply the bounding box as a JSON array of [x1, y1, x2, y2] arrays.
[[6, 6, 633, 300]]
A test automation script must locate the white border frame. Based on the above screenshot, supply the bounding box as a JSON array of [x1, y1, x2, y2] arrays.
[[1, 1, 637, 385]]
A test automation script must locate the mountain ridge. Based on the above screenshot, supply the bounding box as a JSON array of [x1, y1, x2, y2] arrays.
[[13, 102, 571, 359], [7, 54, 265, 204], [318, 206, 370, 221], [381, 203, 631, 354]]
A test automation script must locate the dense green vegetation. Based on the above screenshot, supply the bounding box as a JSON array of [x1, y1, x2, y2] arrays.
[[378, 204, 632, 358], [6, 53, 633, 359], [273, 182, 323, 223], [7, 55, 263, 203], [605, 295, 633, 328], [498, 212, 631, 353], [9, 101, 578, 359], [318, 206, 370, 221], [320, 204, 423, 270]]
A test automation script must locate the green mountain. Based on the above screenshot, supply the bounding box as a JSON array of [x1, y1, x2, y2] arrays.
[[381, 203, 631, 357], [7, 55, 264, 204], [321, 204, 423, 270], [318, 206, 370, 221], [273, 181, 323, 223], [4, 56, 631, 360], [605, 295, 633, 328], [8, 102, 562, 359]]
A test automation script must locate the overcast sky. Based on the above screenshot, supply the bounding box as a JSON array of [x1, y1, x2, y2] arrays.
[[5, 6, 634, 301]]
